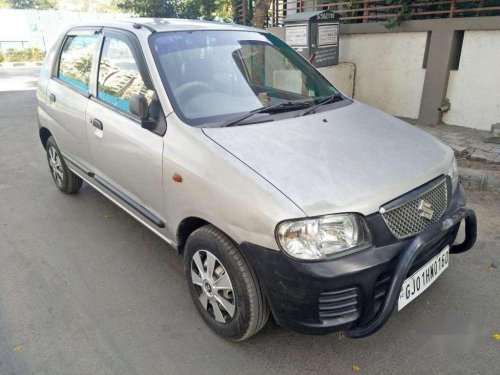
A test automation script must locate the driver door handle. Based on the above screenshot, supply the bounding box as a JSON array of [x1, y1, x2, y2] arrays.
[[92, 118, 103, 130]]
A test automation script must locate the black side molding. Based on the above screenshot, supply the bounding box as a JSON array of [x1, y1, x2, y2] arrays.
[[94, 175, 165, 228], [62, 153, 165, 228], [62, 153, 94, 177]]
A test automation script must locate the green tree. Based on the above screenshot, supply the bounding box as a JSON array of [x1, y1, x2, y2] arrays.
[[33, 0, 57, 9], [177, 0, 202, 19], [119, 0, 232, 20], [215, 0, 232, 21], [179, 0, 235, 20], [9, 0, 34, 8], [118, 0, 179, 17], [8, 0, 56, 9], [196, 0, 218, 20]]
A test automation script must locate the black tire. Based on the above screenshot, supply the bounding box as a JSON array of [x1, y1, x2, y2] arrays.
[[46, 136, 83, 194], [184, 225, 269, 341]]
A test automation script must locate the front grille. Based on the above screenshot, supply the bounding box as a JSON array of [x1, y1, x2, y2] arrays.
[[381, 180, 448, 239], [319, 287, 360, 321]]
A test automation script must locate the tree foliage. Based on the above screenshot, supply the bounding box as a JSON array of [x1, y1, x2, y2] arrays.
[[9, 0, 33, 8], [382, 0, 500, 29], [384, 0, 412, 29], [118, 0, 178, 17], [118, 0, 232, 20], [1, 47, 46, 62], [215, 0, 232, 21], [8, 0, 57, 9]]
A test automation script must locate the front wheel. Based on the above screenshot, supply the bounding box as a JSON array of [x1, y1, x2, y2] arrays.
[[184, 225, 269, 341]]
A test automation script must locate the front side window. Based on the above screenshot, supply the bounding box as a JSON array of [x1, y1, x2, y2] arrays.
[[151, 30, 339, 126], [58, 34, 98, 92], [98, 37, 155, 113]]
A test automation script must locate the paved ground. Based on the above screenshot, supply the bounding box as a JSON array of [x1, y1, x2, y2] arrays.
[[407, 120, 500, 193], [1, 67, 499, 375], [413, 123, 500, 165]]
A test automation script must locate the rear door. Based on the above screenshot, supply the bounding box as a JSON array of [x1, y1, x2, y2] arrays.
[[45, 29, 100, 170], [85, 29, 166, 228]]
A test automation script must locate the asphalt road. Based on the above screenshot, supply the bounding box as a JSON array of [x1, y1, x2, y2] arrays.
[[0, 67, 499, 375]]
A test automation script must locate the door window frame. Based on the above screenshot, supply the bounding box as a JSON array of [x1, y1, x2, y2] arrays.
[[91, 28, 157, 125], [52, 27, 102, 97]]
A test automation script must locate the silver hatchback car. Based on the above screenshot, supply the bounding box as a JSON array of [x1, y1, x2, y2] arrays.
[[37, 19, 477, 341]]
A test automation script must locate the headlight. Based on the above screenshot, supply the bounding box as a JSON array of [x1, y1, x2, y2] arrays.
[[448, 155, 459, 193], [276, 214, 371, 260]]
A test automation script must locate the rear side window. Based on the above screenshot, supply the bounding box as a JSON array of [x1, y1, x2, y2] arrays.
[[58, 34, 98, 92], [97, 37, 154, 113]]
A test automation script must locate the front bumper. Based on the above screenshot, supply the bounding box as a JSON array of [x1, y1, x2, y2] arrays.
[[241, 185, 477, 337]]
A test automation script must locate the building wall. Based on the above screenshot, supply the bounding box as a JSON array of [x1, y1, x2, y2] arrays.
[[318, 63, 355, 97], [339, 32, 427, 119], [269, 18, 500, 131], [267, 27, 428, 120], [442, 30, 500, 131], [0, 9, 130, 51]]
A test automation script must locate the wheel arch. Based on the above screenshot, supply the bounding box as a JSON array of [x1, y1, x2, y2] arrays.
[[39, 127, 52, 149], [176, 216, 210, 254], [176, 216, 247, 257]]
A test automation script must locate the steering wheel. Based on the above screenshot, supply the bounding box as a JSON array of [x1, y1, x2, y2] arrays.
[[174, 81, 214, 104]]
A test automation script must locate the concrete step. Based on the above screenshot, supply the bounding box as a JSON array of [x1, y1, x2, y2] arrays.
[[459, 164, 500, 193]]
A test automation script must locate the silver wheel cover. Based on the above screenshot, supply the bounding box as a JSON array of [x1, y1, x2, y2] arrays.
[[191, 250, 236, 323], [48, 146, 64, 187]]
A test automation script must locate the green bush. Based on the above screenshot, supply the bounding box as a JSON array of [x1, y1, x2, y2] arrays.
[[4, 47, 46, 62], [0, 51, 5, 63], [31, 47, 45, 61]]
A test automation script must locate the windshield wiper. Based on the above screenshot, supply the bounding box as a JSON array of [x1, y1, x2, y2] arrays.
[[294, 93, 343, 117], [221, 100, 312, 127]]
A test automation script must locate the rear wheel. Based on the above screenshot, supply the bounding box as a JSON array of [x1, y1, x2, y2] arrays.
[[184, 225, 269, 341], [46, 136, 82, 194]]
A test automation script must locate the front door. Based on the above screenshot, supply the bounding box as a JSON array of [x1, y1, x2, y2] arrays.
[[85, 30, 166, 227], [46, 29, 100, 169]]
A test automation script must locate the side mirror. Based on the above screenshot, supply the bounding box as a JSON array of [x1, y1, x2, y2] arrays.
[[129, 94, 156, 130], [129, 94, 149, 120]]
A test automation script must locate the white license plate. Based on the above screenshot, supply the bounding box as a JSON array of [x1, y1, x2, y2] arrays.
[[398, 246, 450, 311]]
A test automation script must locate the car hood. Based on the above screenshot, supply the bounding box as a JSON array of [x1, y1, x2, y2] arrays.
[[203, 101, 453, 217]]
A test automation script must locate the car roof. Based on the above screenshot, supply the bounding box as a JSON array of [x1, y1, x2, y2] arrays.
[[74, 18, 264, 34]]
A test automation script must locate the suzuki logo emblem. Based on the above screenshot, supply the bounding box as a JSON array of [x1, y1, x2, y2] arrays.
[[418, 200, 434, 220]]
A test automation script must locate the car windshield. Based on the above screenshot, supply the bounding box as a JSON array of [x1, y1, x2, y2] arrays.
[[150, 30, 340, 126]]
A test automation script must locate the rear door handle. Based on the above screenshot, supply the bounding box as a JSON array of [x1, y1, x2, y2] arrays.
[[49, 93, 56, 103], [92, 118, 103, 130]]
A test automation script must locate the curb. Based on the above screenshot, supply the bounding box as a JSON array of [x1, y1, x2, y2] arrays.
[[0, 62, 43, 68], [459, 166, 500, 193], [454, 147, 500, 165]]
